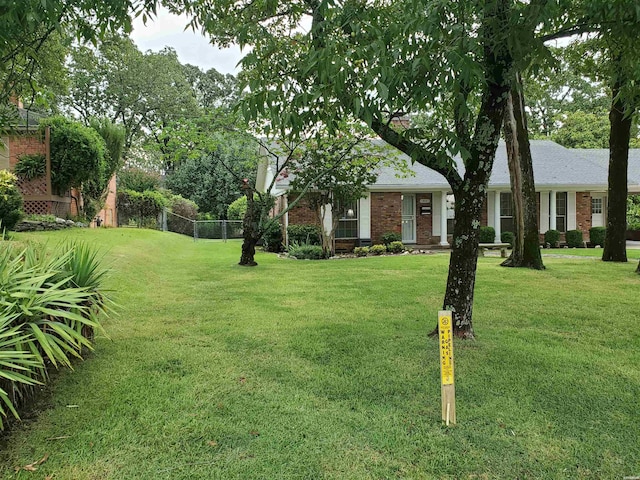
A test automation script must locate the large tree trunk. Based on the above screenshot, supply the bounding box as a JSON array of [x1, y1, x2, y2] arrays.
[[442, 187, 486, 339], [501, 74, 544, 269], [239, 190, 259, 266], [602, 76, 630, 263]]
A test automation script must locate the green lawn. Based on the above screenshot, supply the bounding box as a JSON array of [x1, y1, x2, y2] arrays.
[[1, 229, 639, 479]]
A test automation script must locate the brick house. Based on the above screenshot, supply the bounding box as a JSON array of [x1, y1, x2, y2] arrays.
[[0, 106, 83, 218], [1, 105, 118, 226], [258, 140, 640, 249]]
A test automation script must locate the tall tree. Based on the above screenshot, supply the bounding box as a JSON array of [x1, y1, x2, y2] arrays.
[[502, 73, 544, 269], [0, 0, 160, 128], [177, 0, 573, 336], [63, 36, 198, 160]]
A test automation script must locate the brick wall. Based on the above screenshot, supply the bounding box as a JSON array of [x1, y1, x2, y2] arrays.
[[576, 191, 592, 233], [96, 174, 118, 227], [416, 193, 433, 244], [370, 192, 401, 244], [287, 193, 320, 226], [7, 133, 46, 169]]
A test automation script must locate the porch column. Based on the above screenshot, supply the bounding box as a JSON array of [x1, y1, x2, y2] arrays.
[[550, 190, 557, 231], [440, 190, 449, 246], [493, 190, 501, 242], [539, 191, 550, 233]]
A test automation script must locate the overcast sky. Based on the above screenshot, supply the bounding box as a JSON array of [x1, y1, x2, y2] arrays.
[[130, 7, 244, 75]]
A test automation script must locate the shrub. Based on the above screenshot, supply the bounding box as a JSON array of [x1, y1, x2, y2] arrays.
[[381, 231, 402, 245], [589, 226, 606, 247], [117, 189, 167, 228], [565, 229, 584, 248], [544, 229, 561, 247], [479, 226, 496, 243], [169, 195, 198, 219], [227, 196, 247, 220], [354, 246, 369, 257], [387, 241, 405, 253], [118, 167, 161, 193], [287, 224, 322, 245], [0, 170, 23, 231], [263, 221, 283, 253], [288, 243, 325, 260], [0, 242, 110, 429], [501, 231, 514, 247], [42, 116, 106, 194], [369, 244, 387, 255], [14, 153, 46, 181]]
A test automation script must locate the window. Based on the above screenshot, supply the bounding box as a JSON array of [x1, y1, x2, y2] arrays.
[[500, 192, 514, 233], [446, 194, 455, 233], [591, 197, 602, 215], [335, 201, 358, 239], [555, 192, 567, 233]]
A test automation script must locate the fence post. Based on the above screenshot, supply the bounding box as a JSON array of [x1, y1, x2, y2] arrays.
[[162, 208, 168, 232], [223, 221, 227, 242], [193, 219, 197, 242]]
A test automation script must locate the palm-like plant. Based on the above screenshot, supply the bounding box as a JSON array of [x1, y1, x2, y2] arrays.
[[0, 241, 112, 428]]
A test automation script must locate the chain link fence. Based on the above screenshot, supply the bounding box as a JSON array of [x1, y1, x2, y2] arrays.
[[163, 209, 243, 241]]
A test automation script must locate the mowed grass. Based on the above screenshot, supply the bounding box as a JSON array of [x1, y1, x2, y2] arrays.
[[1, 228, 639, 479]]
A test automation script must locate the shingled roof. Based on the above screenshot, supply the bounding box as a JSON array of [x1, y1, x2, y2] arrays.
[[270, 139, 640, 192]]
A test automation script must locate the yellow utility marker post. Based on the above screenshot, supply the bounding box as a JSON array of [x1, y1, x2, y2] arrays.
[[438, 310, 456, 425]]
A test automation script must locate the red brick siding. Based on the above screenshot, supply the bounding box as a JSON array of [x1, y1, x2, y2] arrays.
[[416, 193, 433, 244], [370, 192, 401, 244], [576, 191, 591, 233], [7, 133, 46, 170], [287, 194, 320, 226]]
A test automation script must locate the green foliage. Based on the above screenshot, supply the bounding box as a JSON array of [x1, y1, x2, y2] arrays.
[[262, 222, 283, 253], [14, 153, 46, 181], [227, 196, 248, 221], [118, 168, 161, 193], [369, 244, 387, 256], [0, 241, 109, 428], [381, 232, 402, 245], [24, 214, 57, 223], [287, 224, 322, 246], [565, 229, 584, 248], [164, 138, 258, 218], [65, 36, 200, 158], [479, 226, 496, 244], [42, 116, 106, 194], [552, 110, 609, 148], [501, 231, 514, 247], [627, 195, 640, 228], [116, 189, 167, 228], [354, 246, 369, 257], [169, 195, 198, 220], [83, 118, 126, 216], [387, 241, 405, 254], [589, 227, 606, 246], [0, 170, 23, 231], [544, 229, 561, 248], [287, 243, 325, 260]]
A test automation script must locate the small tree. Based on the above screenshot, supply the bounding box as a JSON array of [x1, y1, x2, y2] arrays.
[[289, 133, 388, 257], [42, 116, 106, 195]]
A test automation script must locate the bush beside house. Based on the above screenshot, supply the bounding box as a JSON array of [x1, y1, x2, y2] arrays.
[[0, 170, 23, 231]]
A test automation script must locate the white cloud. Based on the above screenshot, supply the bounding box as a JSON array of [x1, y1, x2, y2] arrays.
[[130, 7, 243, 75]]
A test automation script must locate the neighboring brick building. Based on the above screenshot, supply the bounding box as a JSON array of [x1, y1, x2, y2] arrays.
[[1, 107, 78, 217], [257, 140, 640, 250]]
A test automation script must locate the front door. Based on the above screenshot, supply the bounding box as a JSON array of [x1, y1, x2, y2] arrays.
[[591, 195, 605, 227], [402, 194, 416, 243]]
